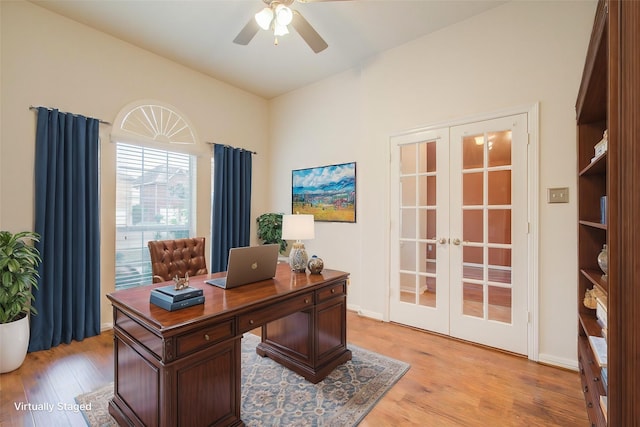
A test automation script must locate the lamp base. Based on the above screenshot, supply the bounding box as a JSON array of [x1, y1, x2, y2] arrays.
[[288, 242, 308, 273]]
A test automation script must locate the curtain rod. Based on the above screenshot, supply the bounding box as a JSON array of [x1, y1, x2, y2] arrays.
[[206, 141, 257, 155], [29, 106, 112, 126]]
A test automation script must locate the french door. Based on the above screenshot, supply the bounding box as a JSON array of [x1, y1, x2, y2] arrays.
[[389, 114, 529, 355]]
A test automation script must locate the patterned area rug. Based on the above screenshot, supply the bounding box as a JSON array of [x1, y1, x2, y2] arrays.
[[75, 334, 409, 426]]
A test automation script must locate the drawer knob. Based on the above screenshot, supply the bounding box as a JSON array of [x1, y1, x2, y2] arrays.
[[593, 377, 599, 382], [204, 334, 210, 341], [249, 320, 254, 325], [331, 289, 336, 294], [304, 298, 310, 304], [583, 385, 589, 393]]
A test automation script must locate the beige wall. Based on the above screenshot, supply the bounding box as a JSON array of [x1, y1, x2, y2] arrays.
[[269, 1, 596, 367], [0, 0, 270, 327]]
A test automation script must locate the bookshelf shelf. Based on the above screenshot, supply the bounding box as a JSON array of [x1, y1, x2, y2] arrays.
[[579, 152, 607, 176], [579, 312, 602, 338], [578, 220, 607, 231], [580, 269, 608, 294]]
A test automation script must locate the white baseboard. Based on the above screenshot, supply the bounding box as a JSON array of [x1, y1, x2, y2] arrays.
[[101, 322, 113, 332], [347, 304, 384, 321], [538, 353, 578, 371]]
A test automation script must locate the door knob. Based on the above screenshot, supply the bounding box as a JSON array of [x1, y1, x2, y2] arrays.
[[438, 237, 448, 244], [452, 238, 461, 245]]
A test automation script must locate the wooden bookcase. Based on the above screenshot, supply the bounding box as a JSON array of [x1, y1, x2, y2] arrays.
[[575, 1, 640, 426]]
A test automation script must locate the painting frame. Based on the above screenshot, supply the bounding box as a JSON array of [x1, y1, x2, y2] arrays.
[[291, 162, 356, 223]]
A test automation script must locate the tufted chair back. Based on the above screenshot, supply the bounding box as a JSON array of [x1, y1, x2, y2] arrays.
[[148, 237, 208, 283]]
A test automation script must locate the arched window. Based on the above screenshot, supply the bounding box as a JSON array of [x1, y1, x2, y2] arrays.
[[112, 101, 199, 289], [113, 102, 198, 145]]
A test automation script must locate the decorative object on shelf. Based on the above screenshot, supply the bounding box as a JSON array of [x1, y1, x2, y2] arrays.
[[292, 162, 356, 223], [307, 255, 324, 274], [173, 273, 189, 290], [282, 213, 315, 273], [584, 286, 607, 310], [594, 131, 608, 157], [583, 288, 598, 309], [597, 244, 608, 279]]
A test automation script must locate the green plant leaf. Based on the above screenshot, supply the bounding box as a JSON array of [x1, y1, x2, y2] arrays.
[[0, 230, 41, 324]]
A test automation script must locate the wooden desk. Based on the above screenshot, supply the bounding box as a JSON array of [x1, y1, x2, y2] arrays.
[[107, 263, 351, 427]]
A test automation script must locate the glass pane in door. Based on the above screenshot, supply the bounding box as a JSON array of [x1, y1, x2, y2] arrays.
[[488, 209, 511, 244], [488, 247, 512, 283], [399, 272, 416, 303], [401, 144, 417, 174], [463, 172, 483, 205], [488, 170, 511, 205], [487, 131, 511, 167], [488, 286, 511, 323], [463, 282, 483, 318], [419, 276, 436, 307]]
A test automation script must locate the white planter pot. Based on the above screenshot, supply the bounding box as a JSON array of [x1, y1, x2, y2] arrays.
[[0, 314, 30, 373]]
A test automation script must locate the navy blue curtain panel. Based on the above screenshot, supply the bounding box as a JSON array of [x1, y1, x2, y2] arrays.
[[29, 107, 101, 352], [211, 144, 252, 272]]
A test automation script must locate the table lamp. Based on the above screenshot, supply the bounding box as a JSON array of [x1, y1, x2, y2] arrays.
[[281, 214, 315, 273]]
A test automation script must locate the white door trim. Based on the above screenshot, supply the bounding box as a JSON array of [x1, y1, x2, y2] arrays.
[[386, 103, 539, 361]]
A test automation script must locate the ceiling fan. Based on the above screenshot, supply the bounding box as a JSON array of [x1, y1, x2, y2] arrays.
[[233, 0, 349, 53]]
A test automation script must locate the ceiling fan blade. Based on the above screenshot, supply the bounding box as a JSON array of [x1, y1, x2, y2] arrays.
[[233, 18, 260, 45], [291, 11, 328, 53]]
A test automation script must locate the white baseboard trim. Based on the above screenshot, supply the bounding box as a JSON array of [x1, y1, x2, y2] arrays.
[[537, 353, 578, 371], [347, 304, 384, 321], [101, 322, 113, 332]]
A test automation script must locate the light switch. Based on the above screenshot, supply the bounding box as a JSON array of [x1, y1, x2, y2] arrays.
[[548, 187, 569, 203]]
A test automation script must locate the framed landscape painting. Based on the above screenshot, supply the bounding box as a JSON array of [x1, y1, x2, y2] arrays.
[[292, 162, 356, 223]]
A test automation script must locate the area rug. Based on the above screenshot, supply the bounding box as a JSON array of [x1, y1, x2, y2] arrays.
[[75, 333, 409, 426]]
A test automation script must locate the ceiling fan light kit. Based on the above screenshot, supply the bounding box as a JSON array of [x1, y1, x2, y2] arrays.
[[235, 0, 336, 53], [255, 3, 294, 40]]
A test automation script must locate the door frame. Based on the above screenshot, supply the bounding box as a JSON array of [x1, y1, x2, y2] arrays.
[[385, 103, 539, 361]]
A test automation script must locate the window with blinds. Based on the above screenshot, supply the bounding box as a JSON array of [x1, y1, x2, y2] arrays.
[[115, 143, 195, 289]]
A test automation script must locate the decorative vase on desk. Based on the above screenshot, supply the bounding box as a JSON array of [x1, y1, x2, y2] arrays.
[[597, 244, 608, 280], [307, 255, 324, 274]]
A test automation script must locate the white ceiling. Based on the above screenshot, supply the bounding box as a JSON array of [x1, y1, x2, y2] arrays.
[[30, 0, 506, 99]]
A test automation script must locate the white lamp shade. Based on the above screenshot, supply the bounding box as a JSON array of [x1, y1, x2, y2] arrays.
[[255, 7, 274, 30], [273, 23, 289, 37], [274, 4, 293, 26], [281, 214, 315, 240]]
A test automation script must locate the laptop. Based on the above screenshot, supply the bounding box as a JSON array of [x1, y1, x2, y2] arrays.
[[206, 244, 279, 289]]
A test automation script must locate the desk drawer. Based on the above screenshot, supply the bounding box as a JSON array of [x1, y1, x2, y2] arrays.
[[115, 309, 163, 360], [238, 292, 313, 333], [316, 281, 346, 303], [176, 320, 234, 357]]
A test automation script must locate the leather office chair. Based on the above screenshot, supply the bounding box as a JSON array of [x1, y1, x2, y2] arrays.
[[147, 237, 208, 283]]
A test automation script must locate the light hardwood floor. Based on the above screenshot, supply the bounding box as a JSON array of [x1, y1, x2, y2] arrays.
[[0, 311, 588, 426]]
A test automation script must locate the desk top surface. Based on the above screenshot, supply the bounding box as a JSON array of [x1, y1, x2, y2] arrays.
[[107, 262, 348, 331]]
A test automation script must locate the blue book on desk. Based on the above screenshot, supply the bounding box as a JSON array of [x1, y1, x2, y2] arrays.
[[154, 284, 203, 302], [150, 290, 204, 311]]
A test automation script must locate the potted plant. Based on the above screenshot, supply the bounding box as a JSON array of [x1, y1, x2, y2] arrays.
[[256, 213, 288, 254], [0, 230, 41, 373]]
